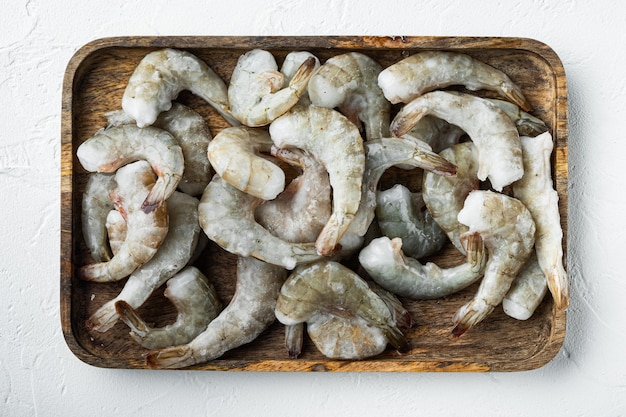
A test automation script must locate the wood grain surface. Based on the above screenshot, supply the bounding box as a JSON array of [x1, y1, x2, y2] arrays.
[[60, 36, 568, 372]]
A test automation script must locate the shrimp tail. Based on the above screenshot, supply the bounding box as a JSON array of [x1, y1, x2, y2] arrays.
[[390, 105, 426, 137], [146, 345, 194, 369], [415, 150, 458, 177], [289, 57, 317, 88], [115, 300, 150, 338], [384, 325, 410, 353], [285, 323, 305, 359], [451, 298, 494, 338], [141, 177, 172, 214], [86, 301, 118, 332], [546, 264, 569, 310], [461, 232, 487, 273], [502, 83, 532, 112]]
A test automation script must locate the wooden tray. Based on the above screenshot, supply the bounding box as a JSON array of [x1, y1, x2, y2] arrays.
[[60, 36, 568, 372]]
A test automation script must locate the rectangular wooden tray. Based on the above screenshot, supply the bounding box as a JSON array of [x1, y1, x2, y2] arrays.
[[60, 36, 567, 372]]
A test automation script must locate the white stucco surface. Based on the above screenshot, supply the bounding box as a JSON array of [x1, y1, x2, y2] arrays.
[[1, 0, 625, 415]]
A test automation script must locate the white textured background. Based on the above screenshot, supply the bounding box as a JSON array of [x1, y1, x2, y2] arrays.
[[1, 0, 625, 415]]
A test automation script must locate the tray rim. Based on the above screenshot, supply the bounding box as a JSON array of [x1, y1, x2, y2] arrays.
[[60, 35, 568, 372]]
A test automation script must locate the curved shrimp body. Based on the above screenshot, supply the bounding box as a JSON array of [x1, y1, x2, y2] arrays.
[[452, 190, 536, 337], [392, 91, 523, 192], [502, 253, 548, 321], [86, 191, 202, 332], [377, 51, 531, 111], [115, 266, 222, 349], [198, 175, 321, 270], [405, 115, 465, 154], [359, 235, 486, 300], [228, 49, 317, 127], [76, 124, 184, 213], [146, 256, 286, 369], [422, 141, 480, 254], [105, 209, 126, 255], [274, 261, 408, 359], [269, 105, 365, 256], [308, 52, 390, 140], [79, 161, 169, 283], [375, 184, 447, 259], [280, 51, 321, 105], [207, 126, 285, 200], [122, 48, 238, 127], [81, 173, 116, 262], [512, 132, 568, 309]]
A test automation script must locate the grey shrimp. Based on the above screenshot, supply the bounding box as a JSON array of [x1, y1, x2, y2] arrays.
[[378, 50, 531, 110], [115, 266, 222, 349], [81, 172, 116, 262], [122, 48, 238, 127], [452, 190, 536, 337]]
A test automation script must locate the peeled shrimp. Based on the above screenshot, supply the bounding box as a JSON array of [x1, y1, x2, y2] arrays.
[[280, 51, 320, 105], [422, 141, 480, 254], [391, 91, 523, 192], [228, 49, 316, 126], [359, 234, 485, 299], [375, 184, 446, 259], [308, 52, 390, 140], [122, 48, 238, 127], [502, 253, 548, 321], [79, 161, 169, 282], [198, 174, 321, 269], [81, 173, 116, 262], [512, 132, 568, 309], [76, 124, 184, 213], [269, 105, 365, 256], [378, 50, 531, 110], [86, 191, 201, 332], [274, 261, 408, 360], [115, 266, 222, 349], [207, 126, 285, 200], [452, 190, 536, 337], [146, 256, 286, 368]]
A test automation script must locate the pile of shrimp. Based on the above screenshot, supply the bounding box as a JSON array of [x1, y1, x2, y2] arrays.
[[76, 46, 567, 368]]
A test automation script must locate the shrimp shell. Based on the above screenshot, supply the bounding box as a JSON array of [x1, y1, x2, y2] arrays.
[[122, 48, 238, 127], [502, 253, 548, 321], [392, 91, 523, 192], [377, 50, 531, 110], [105, 209, 126, 255], [81, 173, 116, 262], [207, 126, 285, 200], [280, 51, 321, 105]]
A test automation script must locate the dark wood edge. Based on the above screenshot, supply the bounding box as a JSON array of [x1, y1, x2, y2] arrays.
[[60, 35, 568, 371]]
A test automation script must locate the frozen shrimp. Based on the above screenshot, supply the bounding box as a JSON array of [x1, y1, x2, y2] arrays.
[[146, 256, 286, 368], [269, 105, 365, 256], [375, 184, 447, 259], [422, 141, 480, 254], [122, 48, 238, 127], [405, 116, 465, 153], [378, 50, 531, 110], [280, 51, 320, 105], [502, 253, 548, 320], [81, 173, 116, 262], [115, 266, 222, 349], [207, 126, 285, 200], [198, 175, 321, 269], [359, 234, 485, 299], [274, 261, 409, 360], [392, 91, 523, 192], [308, 52, 390, 140], [512, 132, 568, 309], [452, 190, 536, 337], [79, 161, 169, 282], [105, 209, 126, 255], [228, 49, 316, 126], [76, 124, 184, 213], [87, 191, 201, 332], [484, 98, 548, 137]]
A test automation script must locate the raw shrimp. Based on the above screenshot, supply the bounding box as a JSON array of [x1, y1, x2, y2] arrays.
[[76, 124, 184, 213], [228, 49, 316, 126], [484, 98, 548, 137], [86, 191, 201, 332], [422, 141, 480, 254], [146, 256, 286, 368], [512, 132, 568, 309], [280, 51, 320, 105], [105, 103, 213, 196], [274, 261, 409, 360], [308, 52, 390, 140], [359, 234, 486, 299], [105, 209, 126, 255], [502, 253, 548, 320], [122, 48, 238, 127], [81, 173, 116, 262], [207, 126, 285, 200], [405, 115, 465, 153], [452, 190, 536, 337], [269, 105, 365, 256], [79, 161, 169, 282], [115, 266, 222, 349], [391, 91, 523, 192], [377, 50, 531, 110], [198, 174, 321, 269], [375, 184, 447, 259]]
